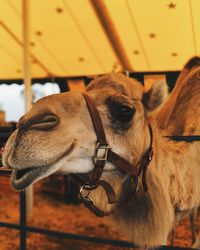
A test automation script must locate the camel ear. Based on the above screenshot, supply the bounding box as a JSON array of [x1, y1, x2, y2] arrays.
[[142, 80, 168, 114]]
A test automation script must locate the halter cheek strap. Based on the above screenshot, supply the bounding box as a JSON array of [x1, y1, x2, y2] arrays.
[[70, 93, 153, 217]]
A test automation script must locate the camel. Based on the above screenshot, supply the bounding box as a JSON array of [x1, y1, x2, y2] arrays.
[[155, 57, 200, 247], [3, 59, 200, 248]]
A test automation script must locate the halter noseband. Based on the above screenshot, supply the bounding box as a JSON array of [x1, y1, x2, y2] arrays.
[[70, 93, 153, 217]]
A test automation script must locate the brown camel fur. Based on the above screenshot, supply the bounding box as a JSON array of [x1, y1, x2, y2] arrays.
[[156, 56, 200, 132], [155, 57, 200, 248], [3, 63, 200, 248]]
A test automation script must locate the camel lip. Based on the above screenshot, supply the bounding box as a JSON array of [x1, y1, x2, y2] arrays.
[[10, 141, 77, 190], [11, 165, 53, 190]]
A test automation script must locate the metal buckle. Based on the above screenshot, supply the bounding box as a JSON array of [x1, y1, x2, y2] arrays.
[[80, 183, 94, 202], [93, 142, 111, 164]]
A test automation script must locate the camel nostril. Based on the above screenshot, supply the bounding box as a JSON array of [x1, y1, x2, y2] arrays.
[[33, 114, 59, 130], [19, 113, 59, 131], [41, 115, 59, 124]]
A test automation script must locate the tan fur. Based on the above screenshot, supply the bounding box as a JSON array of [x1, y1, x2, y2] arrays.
[[3, 71, 200, 248], [156, 56, 200, 133]]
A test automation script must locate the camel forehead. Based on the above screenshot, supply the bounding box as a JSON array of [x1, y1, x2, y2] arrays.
[[87, 73, 144, 99], [26, 73, 144, 118], [25, 91, 82, 118]]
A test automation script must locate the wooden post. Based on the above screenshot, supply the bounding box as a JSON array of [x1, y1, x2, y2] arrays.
[[22, 0, 33, 219]]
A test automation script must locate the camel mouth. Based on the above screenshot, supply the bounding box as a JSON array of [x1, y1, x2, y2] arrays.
[[11, 165, 53, 190], [10, 141, 76, 190]]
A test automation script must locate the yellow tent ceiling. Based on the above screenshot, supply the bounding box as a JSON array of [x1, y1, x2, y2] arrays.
[[0, 0, 199, 79]]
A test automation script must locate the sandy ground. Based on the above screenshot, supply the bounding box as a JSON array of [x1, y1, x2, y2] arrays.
[[0, 176, 199, 250]]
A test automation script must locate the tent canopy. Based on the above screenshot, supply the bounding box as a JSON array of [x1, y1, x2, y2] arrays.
[[0, 0, 199, 79]]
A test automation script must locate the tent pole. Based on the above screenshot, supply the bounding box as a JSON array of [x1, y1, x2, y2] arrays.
[[90, 0, 133, 72], [22, 0, 33, 219]]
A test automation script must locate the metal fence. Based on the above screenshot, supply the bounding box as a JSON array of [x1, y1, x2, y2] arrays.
[[0, 168, 193, 250]]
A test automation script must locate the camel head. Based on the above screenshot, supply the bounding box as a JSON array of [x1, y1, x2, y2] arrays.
[[3, 73, 168, 193]]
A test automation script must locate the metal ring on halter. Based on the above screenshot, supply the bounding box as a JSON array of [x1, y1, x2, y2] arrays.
[[80, 183, 94, 202]]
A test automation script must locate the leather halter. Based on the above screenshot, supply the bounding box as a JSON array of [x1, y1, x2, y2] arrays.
[[70, 93, 153, 217]]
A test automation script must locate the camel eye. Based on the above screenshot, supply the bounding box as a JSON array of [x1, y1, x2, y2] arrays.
[[106, 98, 135, 124], [113, 105, 135, 123]]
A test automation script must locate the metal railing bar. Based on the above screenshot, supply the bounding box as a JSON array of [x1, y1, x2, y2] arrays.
[[0, 222, 193, 250], [0, 222, 20, 230], [0, 168, 12, 175], [0, 221, 136, 248], [20, 191, 27, 250], [26, 226, 136, 248]]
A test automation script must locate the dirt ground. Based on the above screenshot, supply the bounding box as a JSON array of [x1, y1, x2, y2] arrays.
[[0, 177, 199, 250]]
